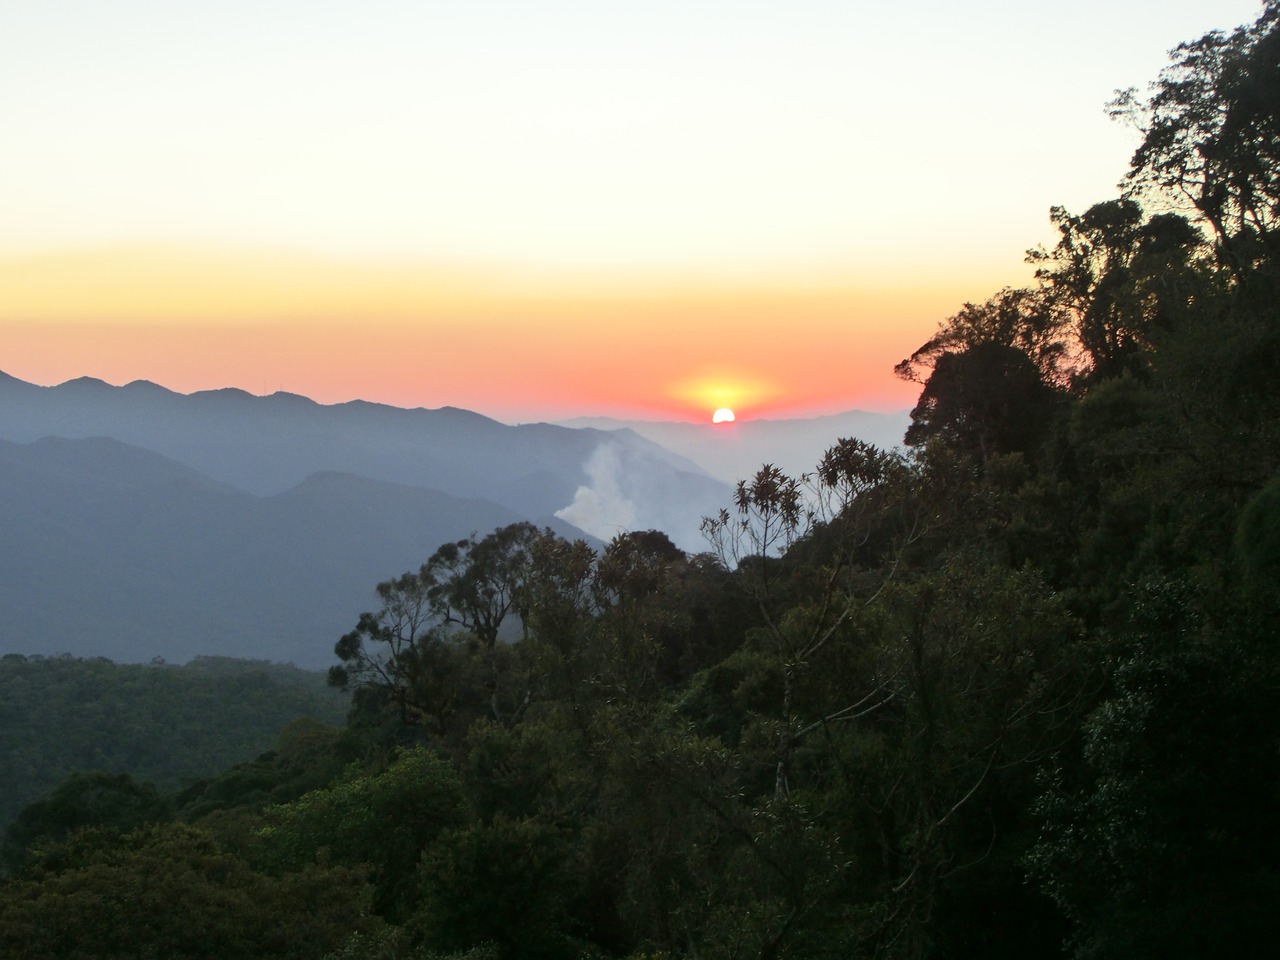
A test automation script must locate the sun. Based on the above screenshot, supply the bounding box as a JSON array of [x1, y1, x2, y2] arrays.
[[712, 407, 736, 424]]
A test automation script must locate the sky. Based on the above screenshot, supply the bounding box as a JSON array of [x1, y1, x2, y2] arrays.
[[0, 1, 1265, 422]]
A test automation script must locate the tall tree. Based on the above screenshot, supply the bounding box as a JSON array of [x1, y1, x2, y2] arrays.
[[331, 523, 558, 731], [904, 341, 1061, 465], [1111, 1, 1280, 281], [1029, 202, 1209, 378], [895, 287, 1071, 388]]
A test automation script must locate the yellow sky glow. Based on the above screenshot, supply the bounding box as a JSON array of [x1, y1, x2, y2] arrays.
[[0, 243, 1002, 420], [0, 1, 1262, 421]]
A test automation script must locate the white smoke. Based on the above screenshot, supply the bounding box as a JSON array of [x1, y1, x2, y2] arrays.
[[555, 443, 638, 540]]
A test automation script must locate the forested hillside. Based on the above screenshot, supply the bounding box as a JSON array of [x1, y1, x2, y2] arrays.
[[2, 5, 1278, 958], [0, 656, 348, 832]]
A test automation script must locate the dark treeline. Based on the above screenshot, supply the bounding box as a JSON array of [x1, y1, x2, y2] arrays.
[[3, 5, 1279, 958]]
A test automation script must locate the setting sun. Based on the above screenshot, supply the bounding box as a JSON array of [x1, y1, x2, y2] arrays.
[[712, 408, 736, 424]]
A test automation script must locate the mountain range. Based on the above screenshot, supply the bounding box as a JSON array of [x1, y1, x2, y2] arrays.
[[0, 435, 582, 666], [0, 372, 906, 666]]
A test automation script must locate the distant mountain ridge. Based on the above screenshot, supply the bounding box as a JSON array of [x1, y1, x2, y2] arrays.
[[0, 373, 721, 517], [0, 372, 736, 665]]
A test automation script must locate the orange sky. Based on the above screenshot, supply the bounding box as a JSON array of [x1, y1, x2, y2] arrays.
[[0, 245, 1008, 421], [3, 2, 1255, 422]]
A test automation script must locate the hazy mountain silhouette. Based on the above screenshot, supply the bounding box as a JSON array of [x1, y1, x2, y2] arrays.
[[0, 436, 588, 667], [0, 372, 730, 548], [0, 373, 742, 664], [557, 409, 912, 485]]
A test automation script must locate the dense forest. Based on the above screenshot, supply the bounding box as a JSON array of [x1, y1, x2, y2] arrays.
[[3, 5, 1279, 958], [0, 656, 348, 832]]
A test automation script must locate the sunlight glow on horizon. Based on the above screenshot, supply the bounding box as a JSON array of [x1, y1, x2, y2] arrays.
[[0, 1, 1265, 420], [0, 242, 986, 421]]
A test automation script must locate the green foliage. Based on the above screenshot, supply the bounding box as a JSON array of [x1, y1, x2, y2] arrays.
[[1234, 475, 1280, 615], [0, 655, 347, 835], [172, 716, 355, 822], [331, 523, 556, 736], [2, 772, 168, 875], [459, 720, 557, 824], [0, 823, 375, 960], [677, 646, 779, 746], [260, 746, 465, 921], [1027, 581, 1280, 960], [414, 815, 579, 960]]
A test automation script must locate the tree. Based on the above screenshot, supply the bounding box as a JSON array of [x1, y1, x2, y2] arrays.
[[2, 772, 168, 876], [1027, 579, 1280, 960], [895, 287, 1071, 388], [701, 440, 922, 799], [0, 823, 372, 960], [415, 815, 580, 960], [425, 523, 545, 650], [331, 523, 558, 731], [851, 561, 1084, 960], [1111, 1, 1280, 281], [904, 341, 1061, 465], [588, 530, 705, 696], [259, 747, 465, 922], [1234, 474, 1280, 617], [1029, 202, 1209, 378]]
